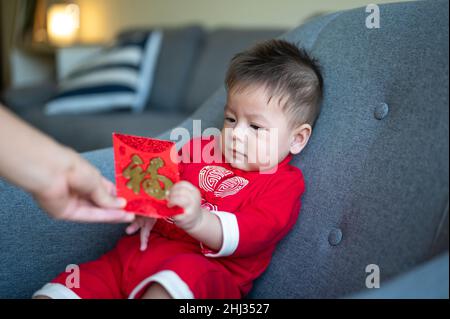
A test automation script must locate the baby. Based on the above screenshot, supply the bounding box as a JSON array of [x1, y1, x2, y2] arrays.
[[33, 39, 323, 299]]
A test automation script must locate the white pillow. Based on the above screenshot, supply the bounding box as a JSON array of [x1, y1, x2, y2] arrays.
[[45, 30, 163, 115]]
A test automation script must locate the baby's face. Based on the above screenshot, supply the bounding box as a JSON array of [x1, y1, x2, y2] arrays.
[[220, 84, 303, 172]]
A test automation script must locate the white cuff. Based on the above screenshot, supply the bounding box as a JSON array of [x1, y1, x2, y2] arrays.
[[128, 270, 194, 299], [202, 210, 239, 258], [32, 283, 81, 299]]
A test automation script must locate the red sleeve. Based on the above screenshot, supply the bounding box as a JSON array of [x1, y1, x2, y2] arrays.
[[232, 169, 305, 257]]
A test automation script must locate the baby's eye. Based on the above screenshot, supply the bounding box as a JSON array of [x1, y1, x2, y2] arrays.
[[225, 117, 236, 123], [250, 124, 263, 130]]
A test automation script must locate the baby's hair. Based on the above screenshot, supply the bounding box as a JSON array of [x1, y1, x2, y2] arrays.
[[225, 39, 323, 128]]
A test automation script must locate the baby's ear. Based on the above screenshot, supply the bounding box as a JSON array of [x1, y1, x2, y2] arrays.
[[290, 124, 312, 155]]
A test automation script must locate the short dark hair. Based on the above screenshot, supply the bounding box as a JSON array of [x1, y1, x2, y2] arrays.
[[225, 39, 323, 128]]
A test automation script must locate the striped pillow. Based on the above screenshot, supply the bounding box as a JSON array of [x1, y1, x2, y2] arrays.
[[45, 30, 163, 115]]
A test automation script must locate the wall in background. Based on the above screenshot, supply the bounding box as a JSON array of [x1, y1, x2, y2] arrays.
[[75, 0, 410, 43]]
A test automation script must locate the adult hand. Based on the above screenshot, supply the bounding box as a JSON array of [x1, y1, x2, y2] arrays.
[[34, 149, 135, 223], [0, 105, 134, 223]]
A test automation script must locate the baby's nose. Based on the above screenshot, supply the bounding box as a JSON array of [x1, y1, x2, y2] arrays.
[[231, 126, 247, 142]]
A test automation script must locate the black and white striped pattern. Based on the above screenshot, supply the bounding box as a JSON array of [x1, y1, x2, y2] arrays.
[[45, 30, 163, 115]]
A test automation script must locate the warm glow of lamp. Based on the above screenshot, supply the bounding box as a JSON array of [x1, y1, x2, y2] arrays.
[[47, 3, 80, 46]]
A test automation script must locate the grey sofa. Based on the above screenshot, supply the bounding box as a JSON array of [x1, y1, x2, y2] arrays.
[[1, 26, 283, 152], [0, 0, 448, 298]]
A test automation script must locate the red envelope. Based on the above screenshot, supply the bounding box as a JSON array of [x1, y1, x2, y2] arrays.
[[113, 133, 183, 218]]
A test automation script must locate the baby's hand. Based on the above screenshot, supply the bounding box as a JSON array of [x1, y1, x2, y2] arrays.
[[126, 216, 157, 251], [167, 181, 203, 232]]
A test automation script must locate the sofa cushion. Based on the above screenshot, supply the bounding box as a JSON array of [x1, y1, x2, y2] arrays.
[[145, 25, 205, 113], [182, 28, 285, 113], [45, 30, 163, 115]]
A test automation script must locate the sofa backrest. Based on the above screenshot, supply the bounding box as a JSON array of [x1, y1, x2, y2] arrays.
[[181, 28, 285, 114], [143, 25, 206, 113], [159, 0, 449, 298]]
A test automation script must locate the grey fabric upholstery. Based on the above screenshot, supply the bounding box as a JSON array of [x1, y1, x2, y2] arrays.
[[0, 0, 448, 298]]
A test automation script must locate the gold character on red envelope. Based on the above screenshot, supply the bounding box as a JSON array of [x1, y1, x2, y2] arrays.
[[113, 133, 183, 218], [123, 155, 173, 199]]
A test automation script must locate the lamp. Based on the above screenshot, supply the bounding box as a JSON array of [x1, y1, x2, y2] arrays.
[[47, 3, 80, 46]]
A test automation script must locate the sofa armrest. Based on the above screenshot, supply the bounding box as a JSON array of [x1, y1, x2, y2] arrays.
[[1, 83, 57, 116]]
